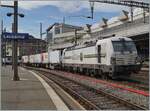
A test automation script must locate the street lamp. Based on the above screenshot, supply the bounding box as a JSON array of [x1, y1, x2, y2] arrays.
[[7, 13, 25, 18], [19, 13, 25, 18], [62, 15, 92, 24], [49, 15, 93, 24], [7, 13, 13, 17], [70, 15, 93, 19], [2, 1, 24, 81]]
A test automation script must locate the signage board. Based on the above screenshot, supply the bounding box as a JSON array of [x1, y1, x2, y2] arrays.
[[2, 32, 29, 39]]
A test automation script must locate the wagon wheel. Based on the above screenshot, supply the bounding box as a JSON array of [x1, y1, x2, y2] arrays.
[[104, 73, 109, 80], [99, 70, 105, 79]]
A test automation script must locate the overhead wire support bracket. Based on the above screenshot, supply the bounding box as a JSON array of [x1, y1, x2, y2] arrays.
[[89, 0, 149, 10], [0, 5, 14, 8]]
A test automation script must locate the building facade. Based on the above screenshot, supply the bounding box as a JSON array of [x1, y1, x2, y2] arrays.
[[46, 23, 83, 49], [1, 34, 47, 64]]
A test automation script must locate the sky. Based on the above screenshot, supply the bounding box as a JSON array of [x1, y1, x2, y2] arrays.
[[1, 0, 149, 39]]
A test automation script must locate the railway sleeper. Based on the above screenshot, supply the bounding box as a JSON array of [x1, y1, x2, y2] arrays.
[[71, 88, 84, 92], [70, 84, 80, 87], [102, 100, 117, 105], [90, 96, 106, 101], [80, 93, 97, 98], [61, 81, 71, 84], [95, 103, 110, 109], [109, 103, 130, 109], [95, 101, 126, 110], [78, 90, 93, 94]]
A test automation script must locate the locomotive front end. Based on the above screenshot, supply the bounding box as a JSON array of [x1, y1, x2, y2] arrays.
[[110, 38, 141, 79]]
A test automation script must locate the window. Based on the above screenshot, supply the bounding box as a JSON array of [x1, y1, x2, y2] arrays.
[[125, 41, 137, 51], [55, 27, 61, 34], [47, 32, 53, 41], [112, 41, 136, 52], [80, 53, 83, 61], [112, 41, 123, 52], [97, 45, 101, 63]]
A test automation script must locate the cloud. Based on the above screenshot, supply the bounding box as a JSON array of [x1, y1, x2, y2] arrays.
[[1, 0, 134, 13]]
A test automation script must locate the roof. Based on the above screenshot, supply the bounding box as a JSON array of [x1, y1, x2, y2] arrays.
[[97, 37, 132, 44], [46, 23, 59, 32], [108, 17, 119, 24], [91, 8, 148, 30], [46, 22, 83, 32]]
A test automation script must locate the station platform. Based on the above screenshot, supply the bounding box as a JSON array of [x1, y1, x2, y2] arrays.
[[1, 65, 69, 110]]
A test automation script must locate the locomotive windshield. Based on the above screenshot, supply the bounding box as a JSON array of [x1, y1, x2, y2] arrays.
[[112, 41, 136, 52]]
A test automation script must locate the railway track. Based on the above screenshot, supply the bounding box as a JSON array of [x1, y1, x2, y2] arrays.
[[130, 71, 149, 85], [64, 68, 149, 91], [25, 66, 147, 110], [106, 78, 149, 91]]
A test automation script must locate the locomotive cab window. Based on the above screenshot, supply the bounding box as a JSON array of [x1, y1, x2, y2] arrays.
[[112, 41, 136, 52], [97, 45, 101, 63]]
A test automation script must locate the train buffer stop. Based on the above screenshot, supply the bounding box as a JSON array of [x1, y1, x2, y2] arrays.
[[1, 66, 83, 110]]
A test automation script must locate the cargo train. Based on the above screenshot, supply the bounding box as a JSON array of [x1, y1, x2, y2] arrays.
[[22, 36, 141, 79]]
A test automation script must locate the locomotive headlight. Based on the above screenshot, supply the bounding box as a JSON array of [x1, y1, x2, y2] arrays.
[[111, 57, 116, 64]]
